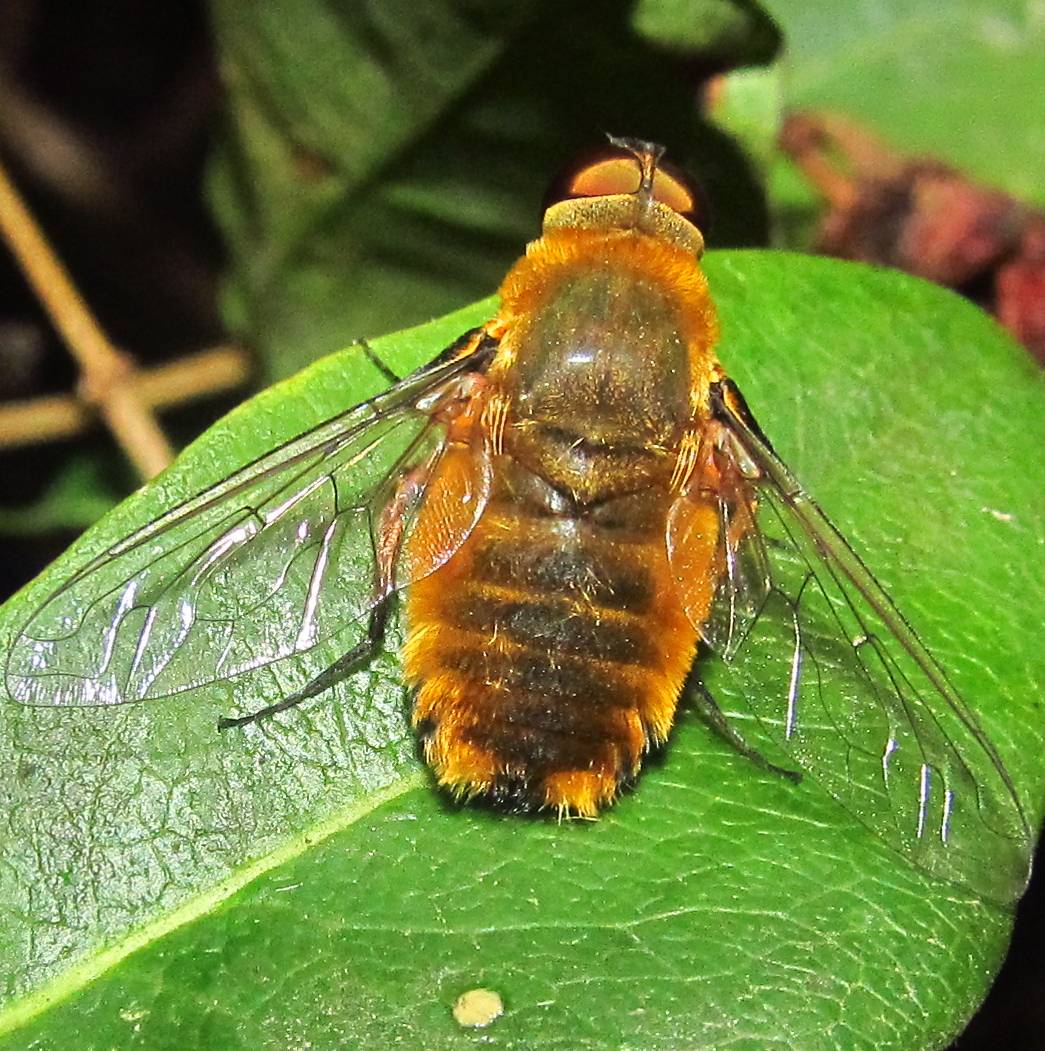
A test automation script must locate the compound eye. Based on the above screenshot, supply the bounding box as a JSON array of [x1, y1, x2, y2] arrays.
[[542, 143, 710, 233]]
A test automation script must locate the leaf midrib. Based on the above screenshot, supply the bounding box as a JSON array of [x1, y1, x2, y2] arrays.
[[0, 770, 427, 1037]]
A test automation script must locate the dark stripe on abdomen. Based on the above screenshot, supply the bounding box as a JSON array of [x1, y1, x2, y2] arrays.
[[439, 644, 639, 707], [468, 533, 655, 613], [466, 492, 663, 615], [440, 590, 653, 663]]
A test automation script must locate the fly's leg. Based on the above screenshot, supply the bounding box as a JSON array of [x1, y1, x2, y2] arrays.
[[217, 600, 391, 730], [218, 455, 432, 731], [358, 338, 402, 384], [690, 677, 802, 783], [362, 325, 499, 389]]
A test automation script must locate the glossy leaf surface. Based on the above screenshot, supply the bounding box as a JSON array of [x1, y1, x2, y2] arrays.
[[0, 253, 1041, 1050]]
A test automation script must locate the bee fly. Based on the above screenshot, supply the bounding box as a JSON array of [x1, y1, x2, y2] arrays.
[[6, 137, 1030, 904]]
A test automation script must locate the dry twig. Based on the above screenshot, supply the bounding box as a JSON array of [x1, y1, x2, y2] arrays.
[[0, 344, 251, 449], [0, 154, 210, 478]]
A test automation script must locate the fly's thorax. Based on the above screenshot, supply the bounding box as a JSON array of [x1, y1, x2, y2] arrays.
[[509, 266, 690, 435], [490, 226, 720, 503]]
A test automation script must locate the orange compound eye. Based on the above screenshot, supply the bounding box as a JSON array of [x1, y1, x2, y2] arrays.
[[542, 141, 711, 234]]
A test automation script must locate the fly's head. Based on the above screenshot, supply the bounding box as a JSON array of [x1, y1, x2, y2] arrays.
[[540, 135, 709, 257]]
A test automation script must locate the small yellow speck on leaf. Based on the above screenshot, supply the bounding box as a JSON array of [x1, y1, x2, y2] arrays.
[[452, 988, 504, 1028]]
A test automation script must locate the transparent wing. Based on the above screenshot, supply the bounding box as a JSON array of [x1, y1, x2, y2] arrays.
[[6, 344, 492, 709], [692, 382, 1032, 904]]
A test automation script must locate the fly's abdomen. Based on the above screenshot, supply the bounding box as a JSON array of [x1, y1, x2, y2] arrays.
[[403, 464, 699, 816]]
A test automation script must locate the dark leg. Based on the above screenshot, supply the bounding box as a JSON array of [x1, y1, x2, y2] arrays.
[[218, 599, 391, 730], [689, 678, 802, 783], [358, 339, 401, 384]]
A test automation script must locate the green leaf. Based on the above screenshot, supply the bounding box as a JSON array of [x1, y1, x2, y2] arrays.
[[1, 253, 1041, 1049], [208, 0, 769, 380], [632, 0, 780, 65]]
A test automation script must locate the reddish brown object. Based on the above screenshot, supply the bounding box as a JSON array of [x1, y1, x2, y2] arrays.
[[781, 112, 1044, 363], [996, 218, 1045, 359]]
